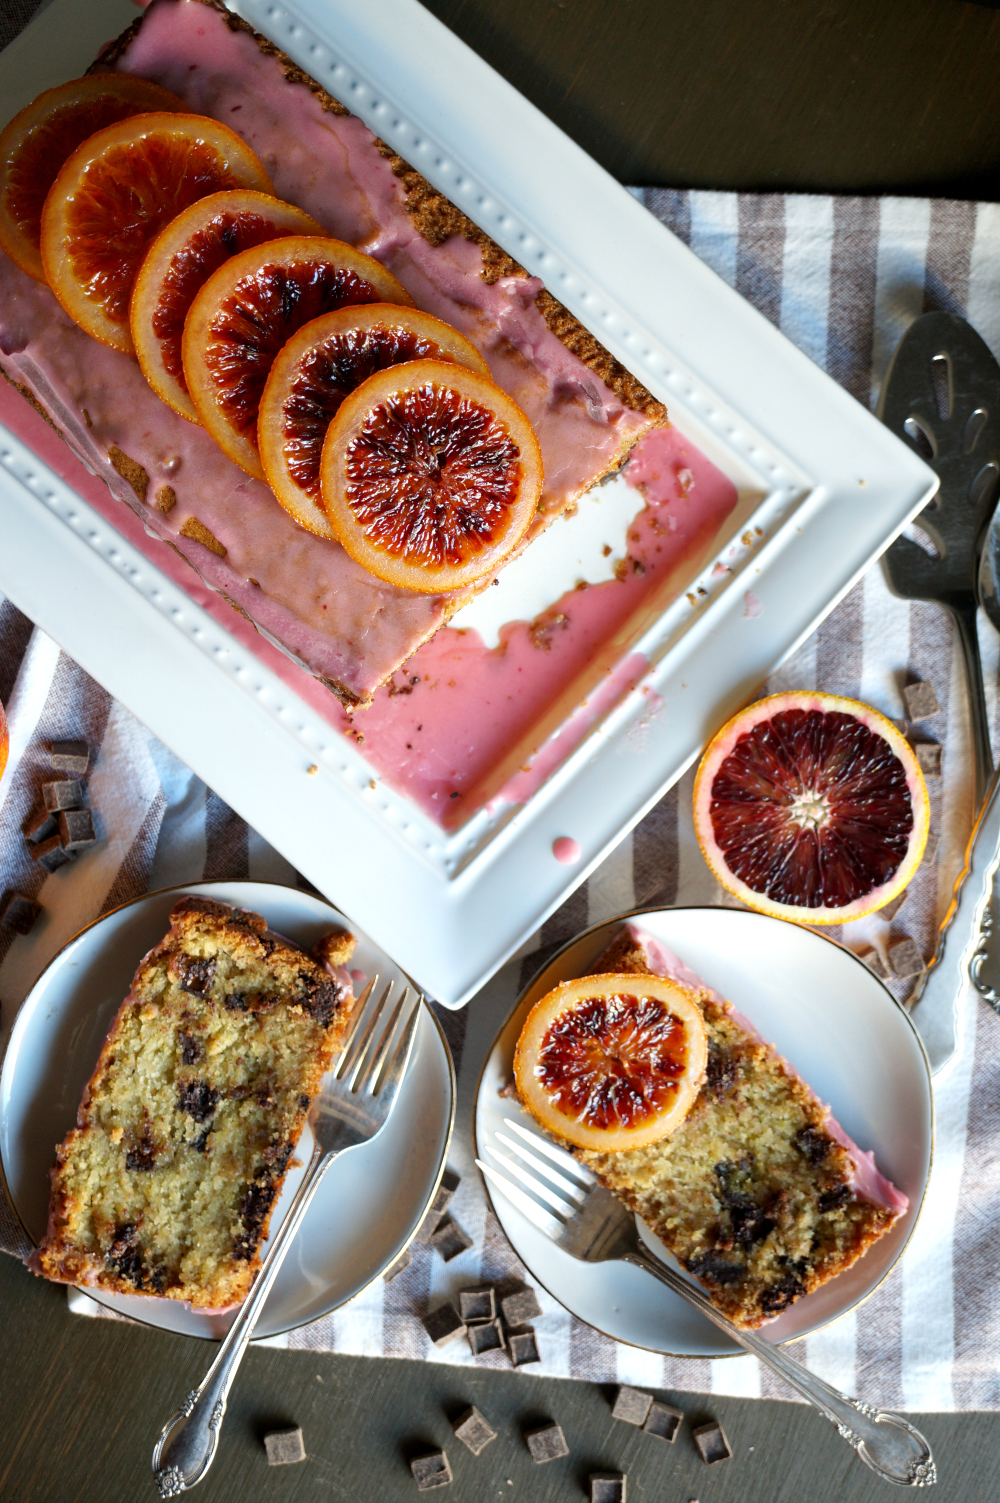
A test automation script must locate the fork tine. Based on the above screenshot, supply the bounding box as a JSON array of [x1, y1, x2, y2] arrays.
[[338, 979, 393, 1082], [476, 1159, 565, 1239], [503, 1118, 595, 1184], [483, 1143, 576, 1218], [494, 1130, 587, 1205], [355, 986, 410, 1094], [370, 992, 421, 1101]]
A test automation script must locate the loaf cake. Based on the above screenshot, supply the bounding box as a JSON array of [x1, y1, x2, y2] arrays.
[[0, 0, 666, 708], [32, 896, 354, 1308], [570, 923, 908, 1328]]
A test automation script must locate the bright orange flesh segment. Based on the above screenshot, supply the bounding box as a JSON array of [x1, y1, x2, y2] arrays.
[[259, 305, 489, 537], [320, 359, 542, 592], [40, 113, 273, 353], [0, 74, 185, 283], [131, 190, 325, 423], [182, 236, 414, 480], [693, 691, 930, 924], [513, 973, 707, 1153]]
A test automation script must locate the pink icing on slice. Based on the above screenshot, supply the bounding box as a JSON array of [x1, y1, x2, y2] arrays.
[[621, 922, 908, 1215], [553, 837, 582, 864]]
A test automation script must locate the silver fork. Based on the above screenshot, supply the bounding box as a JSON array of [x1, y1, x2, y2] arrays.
[[478, 1118, 937, 1489], [153, 976, 421, 1496]]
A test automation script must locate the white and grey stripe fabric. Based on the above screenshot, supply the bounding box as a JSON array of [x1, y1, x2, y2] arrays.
[[4, 190, 1000, 1409]]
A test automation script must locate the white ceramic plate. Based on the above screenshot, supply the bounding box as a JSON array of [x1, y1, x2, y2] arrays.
[[0, 0, 937, 1013], [474, 908, 933, 1358], [0, 881, 454, 1341]]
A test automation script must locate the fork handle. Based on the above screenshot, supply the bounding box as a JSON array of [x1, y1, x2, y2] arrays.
[[950, 597, 993, 812], [152, 1142, 330, 1496], [621, 1251, 936, 1487]]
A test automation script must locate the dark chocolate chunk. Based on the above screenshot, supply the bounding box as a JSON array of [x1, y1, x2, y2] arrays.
[[523, 1421, 568, 1464], [692, 1419, 732, 1465], [264, 1427, 306, 1465], [467, 1318, 505, 1356], [0, 892, 40, 935], [49, 739, 89, 774], [686, 1250, 745, 1286], [759, 1270, 806, 1314], [817, 1183, 852, 1213], [410, 1450, 453, 1490], [452, 1405, 497, 1456], [178, 1032, 202, 1065], [58, 808, 96, 851], [589, 1473, 627, 1503], [174, 953, 217, 995], [125, 1131, 159, 1172], [233, 1169, 279, 1258], [729, 1198, 776, 1251], [642, 1401, 683, 1442], [414, 1167, 461, 1243], [459, 1286, 496, 1322], [177, 1080, 220, 1122], [507, 1328, 540, 1366], [903, 680, 940, 720], [421, 1303, 466, 1347], [428, 1217, 473, 1262], [704, 1046, 738, 1097], [611, 1386, 653, 1426], [107, 1222, 143, 1286], [383, 1245, 413, 1282], [297, 970, 343, 1027], [223, 990, 250, 1012], [500, 1286, 542, 1327], [33, 835, 74, 872], [299, 1094, 310, 1110], [794, 1126, 832, 1166], [23, 807, 58, 844], [42, 779, 83, 811]]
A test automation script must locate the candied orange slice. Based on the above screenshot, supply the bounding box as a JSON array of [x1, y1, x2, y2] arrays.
[[258, 304, 489, 537], [40, 113, 272, 353], [0, 74, 185, 284], [320, 360, 542, 592], [513, 973, 708, 1152], [182, 236, 414, 480], [131, 190, 325, 423]]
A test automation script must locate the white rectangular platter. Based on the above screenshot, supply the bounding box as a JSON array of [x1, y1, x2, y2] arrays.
[[0, 0, 935, 1007]]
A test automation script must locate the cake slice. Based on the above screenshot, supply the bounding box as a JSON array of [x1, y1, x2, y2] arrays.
[[32, 896, 354, 1308], [568, 923, 907, 1328]]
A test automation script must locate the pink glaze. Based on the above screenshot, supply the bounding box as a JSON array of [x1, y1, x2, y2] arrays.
[[743, 590, 764, 619], [622, 922, 909, 1216], [552, 836, 582, 864]]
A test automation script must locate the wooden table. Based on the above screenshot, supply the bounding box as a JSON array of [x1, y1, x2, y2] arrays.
[[2, 1, 999, 1498]]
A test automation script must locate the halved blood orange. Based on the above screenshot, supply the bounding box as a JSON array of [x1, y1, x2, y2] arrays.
[[320, 359, 542, 592], [40, 113, 273, 353], [513, 973, 708, 1153], [258, 305, 490, 537], [182, 236, 414, 479], [0, 74, 185, 284], [693, 691, 930, 924], [131, 189, 325, 422]]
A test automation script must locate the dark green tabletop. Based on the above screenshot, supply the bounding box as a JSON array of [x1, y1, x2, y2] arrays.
[[3, 2, 1000, 1500]]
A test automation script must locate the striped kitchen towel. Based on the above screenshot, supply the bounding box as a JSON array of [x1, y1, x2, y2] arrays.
[[2, 189, 999, 1410]]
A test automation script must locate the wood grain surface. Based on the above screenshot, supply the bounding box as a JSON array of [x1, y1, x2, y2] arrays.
[[2, 3, 999, 1500]]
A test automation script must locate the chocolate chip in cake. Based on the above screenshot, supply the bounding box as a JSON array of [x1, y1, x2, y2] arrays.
[[704, 1047, 739, 1097], [23, 807, 58, 844], [903, 680, 941, 720], [421, 1303, 466, 1347], [178, 1032, 203, 1065], [458, 1286, 496, 1322], [914, 742, 941, 776], [410, 1450, 453, 1490], [32, 834, 74, 872], [125, 1131, 159, 1172], [729, 1199, 776, 1251], [264, 1426, 306, 1466], [298, 971, 344, 1027], [794, 1126, 832, 1166], [174, 954, 218, 995], [692, 1419, 732, 1465], [467, 1318, 505, 1357], [429, 1217, 472, 1262], [686, 1251, 745, 1286], [817, 1183, 852, 1213], [452, 1405, 497, 1456], [500, 1286, 541, 1327], [42, 778, 83, 812], [523, 1421, 568, 1464], [383, 1245, 413, 1282], [414, 1167, 460, 1243], [58, 808, 96, 851], [889, 936, 925, 979], [233, 1170, 279, 1258], [589, 1473, 627, 1503], [107, 1222, 143, 1285], [49, 739, 90, 774], [0, 892, 41, 935], [507, 1328, 540, 1367], [177, 1080, 220, 1122], [642, 1400, 683, 1442], [611, 1386, 653, 1426], [759, 1270, 805, 1314]]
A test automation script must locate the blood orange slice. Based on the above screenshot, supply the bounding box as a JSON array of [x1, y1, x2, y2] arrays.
[[513, 973, 708, 1152], [320, 359, 542, 592], [258, 305, 489, 537], [0, 74, 185, 284], [182, 236, 414, 479], [131, 189, 325, 422], [40, 113, 273, 353], [693, 691, 930, 924]]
